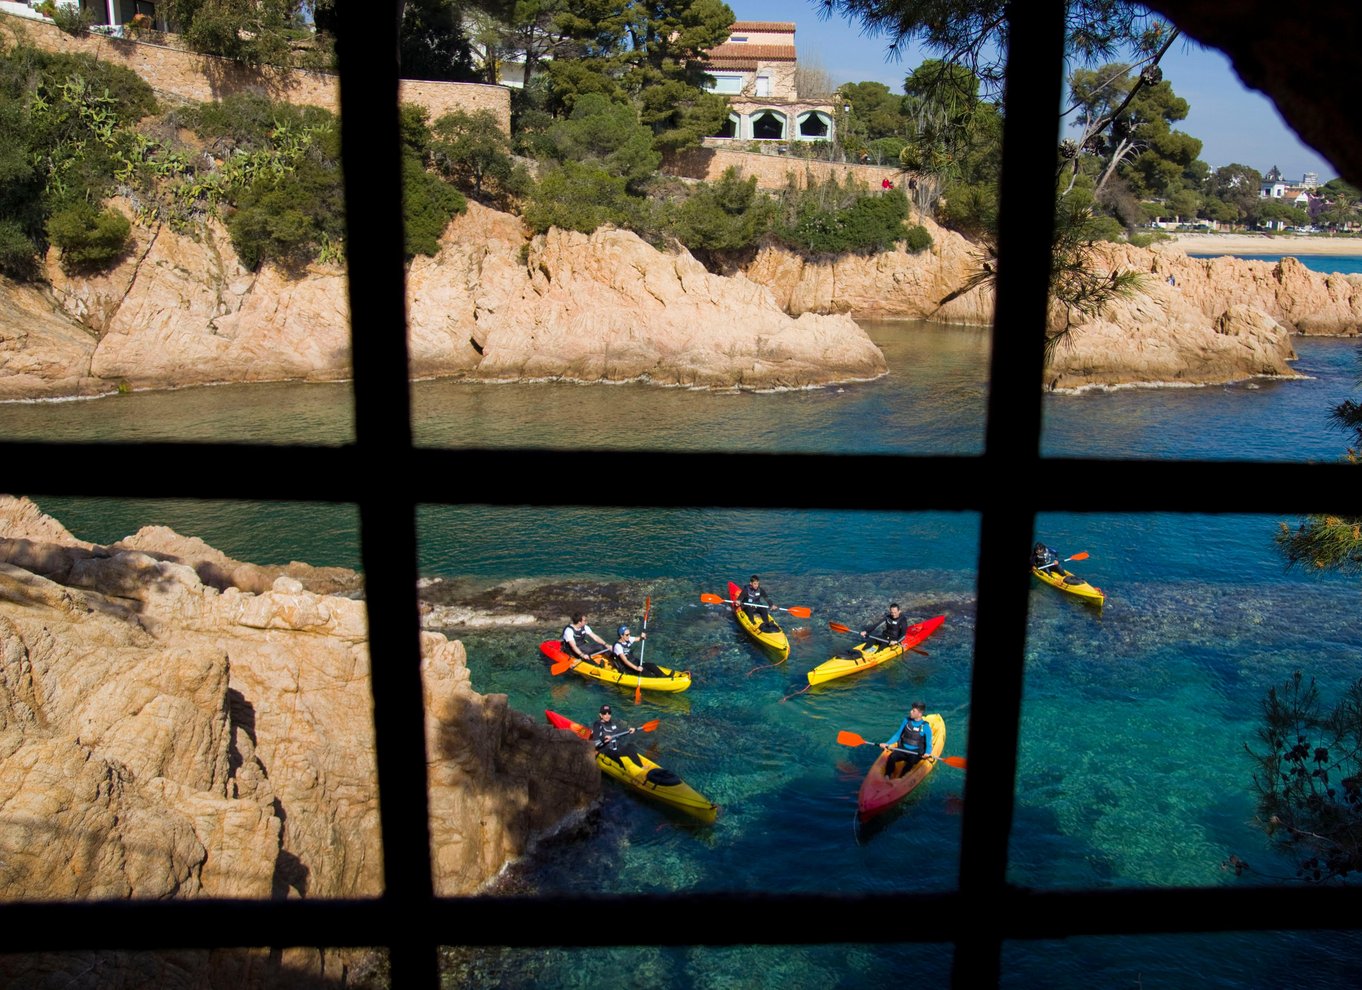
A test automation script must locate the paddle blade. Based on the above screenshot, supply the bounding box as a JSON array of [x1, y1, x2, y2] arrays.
[[941, 756, 968, 770], [634, 680, 642, 705], [836, 730, 869, 748], [640, 719, 660, 732], [549, 659, 572, 676], [828, 621, 853, 634], [1067, 551, 1089, 561], [700, 593, 726, 605], [784, 606, 812, 618]]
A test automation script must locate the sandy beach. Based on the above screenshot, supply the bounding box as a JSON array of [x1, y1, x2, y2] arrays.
[[1156, 232, 1362, 256]]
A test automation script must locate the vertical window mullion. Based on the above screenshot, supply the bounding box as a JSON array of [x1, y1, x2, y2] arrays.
[[335, 3, 437, 985], [954, 2, 1068, 986]]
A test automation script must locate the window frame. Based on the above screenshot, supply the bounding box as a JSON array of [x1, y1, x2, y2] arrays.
[[0, 3, 1358, 988]]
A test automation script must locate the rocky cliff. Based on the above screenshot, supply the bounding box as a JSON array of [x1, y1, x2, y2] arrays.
[[0, 495, 600, 910], [2, 201, 885, 400], [740, 218, 1361, 388], [2, 202, 1359, 400]]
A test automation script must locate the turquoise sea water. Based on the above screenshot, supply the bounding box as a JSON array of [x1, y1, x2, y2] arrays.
[[1188, 251, 1362, 276], [4, 319, 1361, 986]]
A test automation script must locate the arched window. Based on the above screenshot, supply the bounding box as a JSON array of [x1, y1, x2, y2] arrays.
[[751, 110, 785, 140], [714, 113, 739, 139], [797, 111, 831, 140]]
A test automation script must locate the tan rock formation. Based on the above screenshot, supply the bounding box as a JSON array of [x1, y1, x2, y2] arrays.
[[5, 196, 1358, 397], [0, 495, 599, 910], [408, 203, 888, 389], [17, 201, 884, 396], [742, 213, 994, 325]]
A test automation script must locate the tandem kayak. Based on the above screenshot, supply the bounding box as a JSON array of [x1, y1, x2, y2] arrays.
[[544, 710, 719, 824], [727, 580, 789, 659], [1031, 565, 1106, 606], [539, 641, 692, 693], [857, 713, 946, 821], [807, 614, 946, 686]]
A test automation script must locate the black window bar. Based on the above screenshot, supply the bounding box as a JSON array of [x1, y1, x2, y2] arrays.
[[1, 2, 1359, 988]]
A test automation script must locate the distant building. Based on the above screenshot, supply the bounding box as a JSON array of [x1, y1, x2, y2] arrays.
[[699, 21, 835, 142], [1259, 169, 1318, 203]]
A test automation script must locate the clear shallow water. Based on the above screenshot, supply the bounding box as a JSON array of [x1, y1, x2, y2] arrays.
[[4, 319, 1361, 986]]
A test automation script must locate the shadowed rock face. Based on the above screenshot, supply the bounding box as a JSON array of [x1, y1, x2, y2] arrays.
[[0, 495, 600, 908]]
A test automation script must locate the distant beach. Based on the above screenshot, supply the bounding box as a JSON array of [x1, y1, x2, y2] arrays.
[[1156, 232, 1362, 257]]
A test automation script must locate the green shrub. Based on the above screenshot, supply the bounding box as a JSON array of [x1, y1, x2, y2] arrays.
[[523, 161, 637, 235], [50, 3, 92, 37], [46, 201, 131, 269], [402, 154, 466, 258], [227, 154, 344, 270], [1127, 229, 1172, 248], [0, 218, 38, 277], [903, 224, 933, 253], [663, 168, 772, 253], [774, 180, 911, 255]]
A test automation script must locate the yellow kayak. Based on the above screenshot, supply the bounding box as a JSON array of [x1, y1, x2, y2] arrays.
[[728, 580, 790, 659], [539, 641, 692, 693], [807, 614, 945, 686], [1031, 565, 1105, 606], [545, 710, 719, 824]]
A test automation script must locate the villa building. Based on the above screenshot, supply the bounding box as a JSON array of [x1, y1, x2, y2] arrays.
[[699, 21, 836, 143]]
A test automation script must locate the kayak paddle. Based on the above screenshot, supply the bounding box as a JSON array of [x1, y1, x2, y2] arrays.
[[827, 621, 929, 656], [602, 719, 660, 741], [835, 730, 966, 769], [699, 592, 812, 618], [550, 648, 609, 676], [635, 596, 650, 704]]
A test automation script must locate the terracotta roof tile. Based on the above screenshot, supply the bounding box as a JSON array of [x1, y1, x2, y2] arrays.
[[729, 21, 796, 32], [705, 43, 796, 61]]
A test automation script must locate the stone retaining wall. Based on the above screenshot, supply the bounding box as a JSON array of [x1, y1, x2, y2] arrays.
[[664, 144, 914, 190], [0, 12, 510, 131]]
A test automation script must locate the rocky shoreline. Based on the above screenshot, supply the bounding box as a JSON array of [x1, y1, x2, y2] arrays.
[[0, 495, 602, 913], [1, 202, 1359, 401]]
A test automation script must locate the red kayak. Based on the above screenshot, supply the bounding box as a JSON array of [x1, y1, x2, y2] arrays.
[[857, 713, 946, 821]]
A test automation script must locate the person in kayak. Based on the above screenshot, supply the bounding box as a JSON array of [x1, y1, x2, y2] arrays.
[[562, 613, 608, 663], [1031, 542, 1062, 573], [592, 704, 641, 768], [739, 575, 778, 631], [610, 623, 651, 675], [861, 602, 910, 652], [881, 702, 933, 778]]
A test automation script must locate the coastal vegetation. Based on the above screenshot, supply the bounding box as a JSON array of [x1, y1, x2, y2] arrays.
[[1, 0, 1356, 289], [1248, 671, 1362, 883]]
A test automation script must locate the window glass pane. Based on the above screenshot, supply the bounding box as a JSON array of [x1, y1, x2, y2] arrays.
[[0, 381, 354, 446], [443, 943, 956, 988], [1002, 932, 1362, 989], [412, 320, 988, 454], [0, 496, 377, 901], [1014, 512, 1361, 888], [1042, 339, 1360, 461], [418, 506, 977, 894]]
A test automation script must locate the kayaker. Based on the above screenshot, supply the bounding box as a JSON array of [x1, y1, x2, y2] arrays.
[[861, 602, 909, 652], [739, 575, 778, 630], [1031, 542, 1062, 573], [562, 613, 608, 663], [881, 702, 933, 778], [610, 623, 650, 675], [592, 704, 641, 767]]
